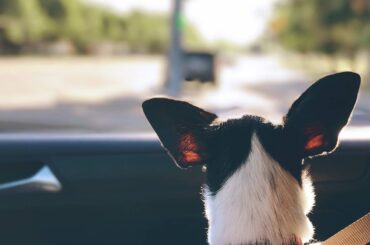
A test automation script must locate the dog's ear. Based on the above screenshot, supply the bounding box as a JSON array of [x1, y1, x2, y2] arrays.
[[142, 98, 217, 169], [284, 72, 360, 157]]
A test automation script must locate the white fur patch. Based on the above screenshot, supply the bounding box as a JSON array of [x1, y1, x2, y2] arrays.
[[204, 133, 315, 245]]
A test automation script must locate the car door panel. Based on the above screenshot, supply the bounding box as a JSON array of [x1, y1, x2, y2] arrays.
[[0, 135, 368, 244]]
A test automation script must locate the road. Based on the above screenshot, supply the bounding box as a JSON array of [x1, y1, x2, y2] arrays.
[[0, 55, 368, 133]]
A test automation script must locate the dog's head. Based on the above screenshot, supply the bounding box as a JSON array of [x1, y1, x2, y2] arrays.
[[142, 72, 360, 195]]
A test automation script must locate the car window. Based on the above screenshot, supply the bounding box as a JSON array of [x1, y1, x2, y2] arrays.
[[0, 0, 369, 134]]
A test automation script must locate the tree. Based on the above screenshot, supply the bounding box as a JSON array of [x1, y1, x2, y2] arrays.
[[59, 0, 88, 50], [183, 20, 206, 50], [271, 0, 370, 58], [0, 0, 205, 54], [1, 0, 53, 45], [124, 11, 169, 53]]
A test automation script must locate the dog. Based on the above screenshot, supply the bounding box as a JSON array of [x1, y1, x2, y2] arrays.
[[142, 72, 360, 245]]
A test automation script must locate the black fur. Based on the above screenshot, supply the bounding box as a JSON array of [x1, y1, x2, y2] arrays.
[[142, 72, 360, 197], [142, 97, 217, 169], [205, 116, 304, 195], [142, 72, 360, 244], [284, 72, 360, 157], [204, 116, 256, 195]]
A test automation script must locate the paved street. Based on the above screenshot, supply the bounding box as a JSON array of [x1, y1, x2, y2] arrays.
[[0, 55, 368, 133]]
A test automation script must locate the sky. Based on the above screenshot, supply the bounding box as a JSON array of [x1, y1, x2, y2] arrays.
[[85, 0, 277, 45]]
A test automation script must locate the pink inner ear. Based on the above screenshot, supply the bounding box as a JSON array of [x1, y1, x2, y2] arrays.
[[305, 134, 325, 151], [179, 133, 201, 164], [183, 151, 201, 163], [304, 122, 323, 135], [303, 122, 326, 151]]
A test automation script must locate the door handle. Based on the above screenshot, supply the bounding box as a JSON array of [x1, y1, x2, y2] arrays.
[[0, 166, 62, 193]]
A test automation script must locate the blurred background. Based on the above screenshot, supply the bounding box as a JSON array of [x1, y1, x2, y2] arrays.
[[0, 0, 369, 134]]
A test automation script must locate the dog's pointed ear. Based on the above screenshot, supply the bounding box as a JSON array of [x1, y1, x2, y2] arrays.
[[284, 72, 360, 157], [142, 98, 217, 169]]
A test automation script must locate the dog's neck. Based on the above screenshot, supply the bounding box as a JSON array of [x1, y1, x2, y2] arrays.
[[203, 134, 315, 245]]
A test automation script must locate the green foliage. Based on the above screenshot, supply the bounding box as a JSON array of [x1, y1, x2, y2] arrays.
[[82, 5, 105, 42], [123, 11, 169, 53], [183, 20, 206, 50], [271, 0, 370, 56], [1, 0, 53, 44], [0, 0, 202, 54], [59, 0, 86, 43]]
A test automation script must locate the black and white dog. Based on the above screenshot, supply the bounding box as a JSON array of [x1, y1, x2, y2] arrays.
[[142, 72, 360, 245]]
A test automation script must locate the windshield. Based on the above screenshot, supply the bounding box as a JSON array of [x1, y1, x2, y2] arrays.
[[0, 0, 369, 135]]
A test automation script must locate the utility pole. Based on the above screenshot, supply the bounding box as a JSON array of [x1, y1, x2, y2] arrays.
[[164, 0, 183, 94]]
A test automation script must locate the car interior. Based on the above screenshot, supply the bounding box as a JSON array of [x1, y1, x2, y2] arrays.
[[0, 0, 369, 244], [0, 133, 369, 244]]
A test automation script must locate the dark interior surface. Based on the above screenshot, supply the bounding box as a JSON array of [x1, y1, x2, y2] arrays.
[[0, 135, 368, 245]]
